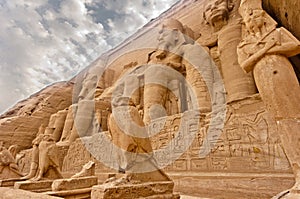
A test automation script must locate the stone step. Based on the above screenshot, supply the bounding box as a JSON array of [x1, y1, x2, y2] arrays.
[[14, 180, 54, 193]]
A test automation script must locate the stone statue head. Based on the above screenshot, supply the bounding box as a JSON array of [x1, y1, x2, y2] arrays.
[[239, 0, 269, 38], [157, 18, 186, 51], [203, 0, 234, 32], [42, 127, 55, 142], [78, 74, 98, 101]]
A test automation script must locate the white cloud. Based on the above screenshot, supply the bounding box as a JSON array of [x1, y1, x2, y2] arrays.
[[0, 0, 179, 114]]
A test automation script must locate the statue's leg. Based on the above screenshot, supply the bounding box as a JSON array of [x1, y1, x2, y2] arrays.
[[143, 84, 168, 125], [21, 145, 39, 180], [253, 55, 300, 190]]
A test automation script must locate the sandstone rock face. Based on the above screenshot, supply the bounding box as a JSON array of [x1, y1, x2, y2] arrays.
[[263, 0, 300, 40], [0, 82, 73, 149]]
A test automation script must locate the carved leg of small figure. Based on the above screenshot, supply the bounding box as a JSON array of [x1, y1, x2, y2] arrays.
[[30, 168, 44, 181], [21, 145, 39, 180], [20, 162, 38, 180]]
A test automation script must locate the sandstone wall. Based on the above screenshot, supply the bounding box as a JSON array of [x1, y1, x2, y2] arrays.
[[263, 0, 300, 40]]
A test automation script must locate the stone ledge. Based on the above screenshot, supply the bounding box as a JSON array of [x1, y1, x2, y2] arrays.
[[91, 181, 179, 199], [52, 176, 98, 191], [0, 178, 24, 187], [0, 187, 61, 199], [14, 180, 54, 193], [169, 172, 295, 199], [46, 187, 92, 198]]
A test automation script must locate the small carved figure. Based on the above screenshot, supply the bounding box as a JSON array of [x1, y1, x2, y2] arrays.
[[32, 133, 63, 181], [21, 134, 44, 180], [0, 145, 23, 178], [21, 128, 63, 181]]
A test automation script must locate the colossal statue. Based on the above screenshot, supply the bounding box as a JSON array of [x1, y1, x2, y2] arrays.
[[143, 18, 188, 124], [33, 131, 63, 181], [238, 0, 300, 193], [69, 71, 98, 141], [202, 0, 257, 103]]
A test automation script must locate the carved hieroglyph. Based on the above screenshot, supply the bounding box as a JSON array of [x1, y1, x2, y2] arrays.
[[149, 95, 289, 173], [238, 0, 300, 194]]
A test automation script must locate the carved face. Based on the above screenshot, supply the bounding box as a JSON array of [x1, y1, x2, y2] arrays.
[[203, 0, 231, 31], [157, 27, 178, 51], [243, 9, 265, 35]]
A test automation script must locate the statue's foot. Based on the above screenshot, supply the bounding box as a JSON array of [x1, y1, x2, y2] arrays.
[[118, 166, 125, 174], [20, 173, 35, 180], [20, 176, 29, 180], [29, 175, 41, 182]]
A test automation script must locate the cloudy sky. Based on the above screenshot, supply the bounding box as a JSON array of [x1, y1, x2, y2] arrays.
[[0, 0, 179, 114]]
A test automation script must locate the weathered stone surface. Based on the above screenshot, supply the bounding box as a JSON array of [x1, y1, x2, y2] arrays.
[[0, 82, 73, 149], [171, 172, 294, 199], [262, 0, 300, 40], [0, 178, 24, 187], [91, 181, 179, 199], [14, 180, 54, 192], [19, 136, 68, 181], [46, 188, 92, 198], [0, 187, 61, 199], [52, 176, 98, 191], [238, 0, 300, 194]]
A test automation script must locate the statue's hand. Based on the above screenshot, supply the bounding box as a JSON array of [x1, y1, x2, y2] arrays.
[[241, 39, 278, 73], [167, 62, 185, 72]]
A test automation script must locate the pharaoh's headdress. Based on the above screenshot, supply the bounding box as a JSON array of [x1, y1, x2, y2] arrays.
[[161, 18, 196, 43]]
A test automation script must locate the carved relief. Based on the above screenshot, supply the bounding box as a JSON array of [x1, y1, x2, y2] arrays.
[[150, 96, 291, 174]]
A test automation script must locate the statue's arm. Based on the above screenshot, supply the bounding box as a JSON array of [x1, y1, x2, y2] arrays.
[[239, 40, 277, 73]]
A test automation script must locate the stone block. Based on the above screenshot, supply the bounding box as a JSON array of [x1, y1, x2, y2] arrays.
[[14, 180, 54, 192], [0, 178, 24, 187], [91, 181, 179, 199], [46, 188, 92, 198], [52, 176, 98, 191]]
